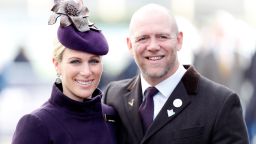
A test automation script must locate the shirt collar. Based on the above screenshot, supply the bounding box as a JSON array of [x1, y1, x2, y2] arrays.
[[141, 64, 186, 97]]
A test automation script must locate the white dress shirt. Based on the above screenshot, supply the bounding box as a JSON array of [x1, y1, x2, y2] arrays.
[[141, 64, 186, 119]]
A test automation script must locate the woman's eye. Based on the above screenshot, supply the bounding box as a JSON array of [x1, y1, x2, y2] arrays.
[[89, 59, 100, 64], [70, 60, 80, 64]]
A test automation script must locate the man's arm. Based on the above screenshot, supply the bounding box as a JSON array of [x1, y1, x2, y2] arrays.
[[211, 93, 249, 144]]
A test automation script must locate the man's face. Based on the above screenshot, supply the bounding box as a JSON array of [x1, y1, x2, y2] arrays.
[[127, 12, 183, 85]]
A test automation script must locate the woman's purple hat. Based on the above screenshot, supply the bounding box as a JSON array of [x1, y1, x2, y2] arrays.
[[48, 0, 108, 55]]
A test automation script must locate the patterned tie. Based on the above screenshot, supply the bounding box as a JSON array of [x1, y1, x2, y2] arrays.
[[139, 87, 159, 131]]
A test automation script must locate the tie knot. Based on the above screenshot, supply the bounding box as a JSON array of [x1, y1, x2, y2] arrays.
[[144, 87, 158, 98]]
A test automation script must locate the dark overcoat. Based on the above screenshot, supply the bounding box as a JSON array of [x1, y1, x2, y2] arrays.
[[103, 65, 249, 144], [12, 83, 117, 144]]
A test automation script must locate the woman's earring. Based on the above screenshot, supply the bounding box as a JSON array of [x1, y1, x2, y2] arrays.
[[55, 73, 62, 84]]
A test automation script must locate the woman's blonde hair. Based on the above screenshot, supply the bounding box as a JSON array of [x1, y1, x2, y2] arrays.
[[53, 39, 65, 62]]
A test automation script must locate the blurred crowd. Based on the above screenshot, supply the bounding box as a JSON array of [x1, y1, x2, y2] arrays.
[[0, 9, 256, 144]]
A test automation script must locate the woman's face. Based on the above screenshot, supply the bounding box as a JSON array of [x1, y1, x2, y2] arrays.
[[53, 48, 103, 101]]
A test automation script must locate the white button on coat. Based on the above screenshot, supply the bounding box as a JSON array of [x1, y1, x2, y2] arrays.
[[173, 99, 182, 108]]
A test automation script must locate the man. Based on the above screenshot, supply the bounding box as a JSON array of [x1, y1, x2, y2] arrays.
[[103, 3, 249, 144]]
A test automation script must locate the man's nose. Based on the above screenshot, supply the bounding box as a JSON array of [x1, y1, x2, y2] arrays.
[[147, 37, 160, 51]]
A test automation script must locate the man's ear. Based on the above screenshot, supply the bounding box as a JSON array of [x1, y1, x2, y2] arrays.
[[176, 32, 183, 51], [126, 37, 133, 54]]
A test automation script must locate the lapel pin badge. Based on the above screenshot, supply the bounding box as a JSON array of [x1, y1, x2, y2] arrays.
[[173, 98, 182, 108], [128, 99, 135, 107], [167, 109, 175, 117]]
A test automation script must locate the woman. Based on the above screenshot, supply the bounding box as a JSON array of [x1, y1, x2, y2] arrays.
[[12, 0, 117, 144]]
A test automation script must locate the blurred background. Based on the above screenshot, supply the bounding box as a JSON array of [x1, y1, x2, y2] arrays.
[[1, 0, 256, 143]]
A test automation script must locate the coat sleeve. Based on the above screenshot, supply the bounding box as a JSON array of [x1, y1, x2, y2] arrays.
[[12, 114, 50, 144], [211, 93, 249, 144]]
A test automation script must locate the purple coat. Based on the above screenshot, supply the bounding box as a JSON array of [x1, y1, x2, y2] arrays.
[[12, 83, 117, 144]]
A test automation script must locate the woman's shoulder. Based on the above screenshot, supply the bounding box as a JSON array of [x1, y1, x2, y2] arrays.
[[16, 112, 44, 127], [15, 106, 51, 130], [17, 105, 49, 125], [12, 111, 50, 144]]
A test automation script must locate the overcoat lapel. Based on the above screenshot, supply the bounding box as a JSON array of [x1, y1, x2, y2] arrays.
[[141, 65, 200, 143], [142, 82, 191, 142], [124, 76, 144, 140]]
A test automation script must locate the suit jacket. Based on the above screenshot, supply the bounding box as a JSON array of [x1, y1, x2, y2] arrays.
[[103, 65, 249, 144]]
